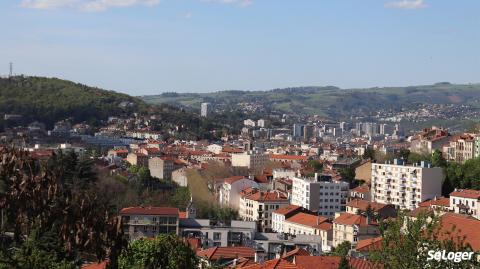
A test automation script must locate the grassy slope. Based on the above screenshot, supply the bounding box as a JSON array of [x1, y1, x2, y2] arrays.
[[141, 83, 480, 118]]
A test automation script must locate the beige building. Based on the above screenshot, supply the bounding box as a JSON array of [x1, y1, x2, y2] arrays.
[[231, 150, 268, 174], [148, 157, 174, 180], [371, 160, 443, 210], [442, 133, 476, 163], [410, 127, 449, 154], [239, 189, 289, 232], [449, 189, 480, 220], [219, 176, 259, 210], [332, 213, 379, 248], [126, 152, 148, 167], [120, 206, 179, 240]]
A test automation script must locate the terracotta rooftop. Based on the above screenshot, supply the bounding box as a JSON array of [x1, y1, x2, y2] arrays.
[[224, 176, 248, 184], [243, 190, 289, 202], [273, 205, 302, 216], [282, 247, 310, 259], [437, 213, 480, 251], [356, 237, 383, 252], [119, 206, 179, 216], [81, 261, 107, 269], [351, 184, 370, 194], [196, 246, 255, 261], [334, 213, 371, 227], [418, 197, 450, 208], [270, 154, 308, 161], [240, 259, 299, 269], [285, 213, 328, 228], [346, 199, 389, 212], [450, 189, 480, 200]]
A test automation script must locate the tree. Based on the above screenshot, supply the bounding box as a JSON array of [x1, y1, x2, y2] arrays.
[[362, 148, 375, 160], [337, 256, 350, 269], [339, 168, 356, 186], [370, 212, 479, 269], [431, 150, 447, 168], [118, 234, 198, 269], [332, 241, 351, 257]]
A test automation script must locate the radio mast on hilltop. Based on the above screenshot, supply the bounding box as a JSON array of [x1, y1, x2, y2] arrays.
[[9, 62, 13, 77]]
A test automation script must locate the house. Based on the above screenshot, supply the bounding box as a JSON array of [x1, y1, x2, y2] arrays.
[[346, 199, 397, 220], [283, 213, 329, 236], [126, 152, 148, 167], [232, 151, 269, 174], [197, 246, 260, 268], [119, 207, 179, 240], [442, 133, 476, 163], [172, 167, 188, 187], [272, 205, 306, 233], [148, 157, 174, 180], [349, 184, 371, 201], [410, 127, 449, 154], [332, 213, 379, 248], [239, 189, 290, 232], [219, 176, 259, 210], [449, 189, 480, 220]]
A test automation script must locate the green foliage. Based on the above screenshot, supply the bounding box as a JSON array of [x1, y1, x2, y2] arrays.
[[118, 234, 198, 269], [0, 147, 126, 268], [307, 160, 323, 172], [362, 148, 375, 160], [169, 187, 191, 209], [337, 256, 350, 269], [332, 241, 351, 257], [339, 167, 355, 185], [0, 76, 145, 128], [371, 212, 478, 269], [431, 150, 447, 168]]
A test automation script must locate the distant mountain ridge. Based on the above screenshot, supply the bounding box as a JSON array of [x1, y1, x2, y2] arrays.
[[141, 83, 480, 119]]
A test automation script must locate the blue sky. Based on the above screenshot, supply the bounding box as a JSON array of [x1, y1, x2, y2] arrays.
[[1, 0, 479, 95]]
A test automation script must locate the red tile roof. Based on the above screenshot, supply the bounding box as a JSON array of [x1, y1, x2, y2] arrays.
[[418, 197, 450, 208], [270, 154, 308, 161], [294, 256, 340, 269], [119, 206, 179, 216], [436, 213, 480, 251], [196, 246, 255, 261], [351, 184, 370, 194], [273, 205, 302, 216], [356, 237, 383, 252], [285, 213, 328, 228], [334, 213, 371, 227], [224, 176, 248, 184], [346, 199, 389, 212], [240, 259, 299, 269], [243, 190, 289, 202], [450, 189, 480, 200], [81, 261, 107, 269], [282, 247, 310, 259]]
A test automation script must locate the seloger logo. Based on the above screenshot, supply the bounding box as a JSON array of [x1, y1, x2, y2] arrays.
[[426, 250, 475, 263]]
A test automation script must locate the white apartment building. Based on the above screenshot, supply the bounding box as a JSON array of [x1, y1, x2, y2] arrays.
[[371, 159, 443, 210], [239, 189, 289, 232], [291, 174, 349, 217], [201, 102, 211, 118], [449, 189, 480, 220], [231, 150, 269, 174]]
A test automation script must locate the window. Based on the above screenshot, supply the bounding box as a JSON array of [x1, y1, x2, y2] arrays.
[[213, 232, 222, 241]]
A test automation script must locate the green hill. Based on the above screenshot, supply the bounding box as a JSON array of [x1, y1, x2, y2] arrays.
[[141, 83, 480, 119], [0, 76, 146, 128]]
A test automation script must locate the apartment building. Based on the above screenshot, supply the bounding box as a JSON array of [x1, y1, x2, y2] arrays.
[[231, 150, 269, 174], [332, 213, 379, 248], [410, 127, 449, 154], [371, 159, 443, 210], [120, 206, 179, 240], [449, 189, 480, 220], [346, 199, 397, 219], [442, 133, 476, 163], [291, 174, 349, 217], [126, 152, 148, 167], [271, 205, 305, 233], [239, 189, 289, 232], [148, 157, 174, 180], [282, 213, 328, 236]]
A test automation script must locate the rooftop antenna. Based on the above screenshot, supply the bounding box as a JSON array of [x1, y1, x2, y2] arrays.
[[9, 62, 13, 77]]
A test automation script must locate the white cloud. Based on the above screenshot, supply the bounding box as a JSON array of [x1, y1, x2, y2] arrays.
[[385, 0, 427, 9], [20, 0, 161, 11], [201, 0, 252, 8]]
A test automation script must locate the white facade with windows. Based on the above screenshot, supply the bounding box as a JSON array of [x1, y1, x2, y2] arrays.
[[371, 160, 443, 210], [291, 175, 349, 217]]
